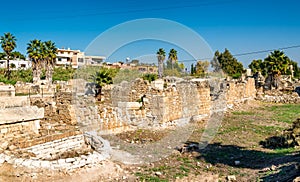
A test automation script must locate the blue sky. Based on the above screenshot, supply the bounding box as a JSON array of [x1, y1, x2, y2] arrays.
[[1, 0, 300, 67]]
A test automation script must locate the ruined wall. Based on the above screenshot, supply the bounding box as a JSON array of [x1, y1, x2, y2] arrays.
[[11, 77, 256, 137], [0, 97, 44, 150], [0, 84, 15, 97], [89, 79, 211, 132], [22, 134, 85, 160], [225, 78, 256, 105], [75, 78, 257, 134]]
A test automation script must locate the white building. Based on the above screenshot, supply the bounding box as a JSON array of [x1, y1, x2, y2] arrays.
[[0, 59, 31, 70], [82, 55, 106, 66], [0, 48, 106, 70], [56, 48, 105, 68], [56, 48, 84, 69]]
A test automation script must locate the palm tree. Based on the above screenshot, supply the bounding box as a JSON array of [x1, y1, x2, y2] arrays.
[[0, 33, 17, 79], [156, 48, 166, 78], [264, 50, 290, 75], [90, 67, 116, 99], [0, 52, 5, 60], [264, 50, 291, 89], [168, 48, 177, 70], [27, 39, 44, 83], [44, 41, 57, 84], [12, 51, 26, 60]]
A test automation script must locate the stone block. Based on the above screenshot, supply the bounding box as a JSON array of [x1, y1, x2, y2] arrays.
[[0, 141, 9, 149], [0, 106, 44, 124], [0, 96, 29, 109], [31, 160, 41, 168], [0, 157, 5, 164], [58, 159, 65, 165], [21, 159, 32, 167], [0, 128, 8, 134], [151, 79, 164, 90], [40, 161, 51, 169], [66, 158, 76, 163], [14, 158, 24, 166]]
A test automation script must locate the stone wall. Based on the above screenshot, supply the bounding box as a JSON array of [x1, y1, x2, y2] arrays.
[[74, 78, 212, 134], [0, 96, 44, 151], [71, 77, 256, 134], [0, 84, 15, 97], [22, 134, 86, 160], [225, 78, 256, 105], [0, 96, 29, 109], [1, 77, 257, 139], [14, 80, 71, 95]]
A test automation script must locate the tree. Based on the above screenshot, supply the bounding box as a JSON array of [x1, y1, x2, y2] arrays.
[[248, 59, 265, 75], [264, 50, 290, 75], [290, 60, 300, 78], [44, 40, 57, 84], [27, 39, 44, 83], [191, 64, 195, 75], [195, 60, 209, 77], [211, 51, 222, 72], [0, 33, 17, 79], [131, 59, 140, 65], [0, 52, 5, 60], [10, 63, 16, 69], [90, 67, 117, 98], [214, 49, 244, 78], [12, 51, 26, 60], [156, 48, 166, 78], [168, 48, 177, 70]]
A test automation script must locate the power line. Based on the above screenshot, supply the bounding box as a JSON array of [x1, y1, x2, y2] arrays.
[[233, 45, 300, 57], [178, 45, 300, 63]]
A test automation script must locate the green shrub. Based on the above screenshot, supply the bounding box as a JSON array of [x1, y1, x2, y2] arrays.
[[53, 67, 75, 81], [113, 69, 141, 84], [142, 73, 158, 83]]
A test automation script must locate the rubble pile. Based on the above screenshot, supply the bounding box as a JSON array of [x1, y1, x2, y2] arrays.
[[257, 90, 300, 103], [261, 118, 300, 148]]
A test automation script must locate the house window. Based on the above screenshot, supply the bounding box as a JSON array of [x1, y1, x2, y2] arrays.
[[138, 68, 146, 72], [78, 58, 84, 63]]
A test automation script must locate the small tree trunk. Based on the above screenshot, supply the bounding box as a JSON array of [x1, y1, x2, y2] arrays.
[[35, 67, 41, 84], [158, 60, 163, 78], [172, 60, 174, 70], [46, 64, 53, 85], [6, 56, 10, 80], [32, 65, 38, 83]]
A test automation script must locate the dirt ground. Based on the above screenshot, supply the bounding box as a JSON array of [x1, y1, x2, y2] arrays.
[[1, 100, 300, 182]]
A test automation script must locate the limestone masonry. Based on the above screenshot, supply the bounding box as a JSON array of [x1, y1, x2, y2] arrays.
[[0, 77, 260, 171]]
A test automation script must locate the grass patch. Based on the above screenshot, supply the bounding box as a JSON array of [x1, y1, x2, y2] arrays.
[[264, 104, 300, 123], [218, 126, 241, 135], [232, 111, 256, 115], [251, 125, 283, 135], [271, 147, 299, 155]]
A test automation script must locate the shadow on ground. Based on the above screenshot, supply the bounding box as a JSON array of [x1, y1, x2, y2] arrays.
[[193, 142, 300, 181]]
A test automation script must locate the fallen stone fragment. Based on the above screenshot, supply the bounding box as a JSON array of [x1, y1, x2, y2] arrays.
[[227, 175, 236, 181]]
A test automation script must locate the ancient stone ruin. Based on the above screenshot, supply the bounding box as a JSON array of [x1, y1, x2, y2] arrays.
[[0, 77, 258, 171], [261, 118, 300, 149], [253, 72, 300, 103]]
